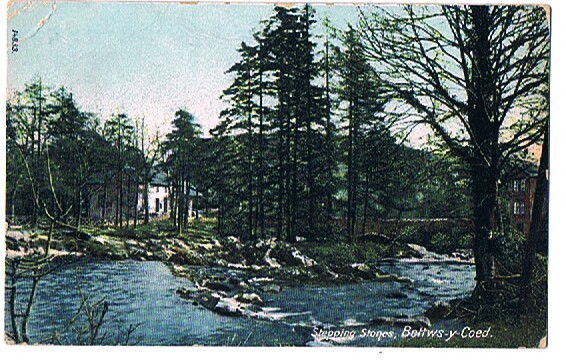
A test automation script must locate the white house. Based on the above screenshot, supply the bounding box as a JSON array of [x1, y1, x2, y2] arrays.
[[138, 172, 199, 218]]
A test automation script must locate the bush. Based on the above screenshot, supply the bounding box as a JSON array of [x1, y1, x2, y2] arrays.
[[296, 240, 392, 267], [492, 229, 526, 274], [396, 225, 473, 254]]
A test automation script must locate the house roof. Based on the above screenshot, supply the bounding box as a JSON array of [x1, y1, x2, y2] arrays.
[[88, 169, 202, 196], [509, 165, 538, 179], [86, 167, 141, 185], [149, 172, 202, 196], [150, 172, 169, 187]]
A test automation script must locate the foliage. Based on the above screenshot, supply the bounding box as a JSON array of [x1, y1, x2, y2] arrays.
[[395, 224, 473, 254], [358, 5, 549, 282], [162, 109, 203, 234], [207, 5, 471, 244], [210, 5, 334, 242], [492, 229, 526, 274], [297, 240, 397, 267], [6, 80, 149, 230]]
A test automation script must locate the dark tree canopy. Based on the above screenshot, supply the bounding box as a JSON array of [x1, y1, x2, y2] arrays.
[[358, 5, 549, 283]]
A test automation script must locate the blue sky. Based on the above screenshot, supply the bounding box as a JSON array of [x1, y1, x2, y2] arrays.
[[7, 2, 358, 136]]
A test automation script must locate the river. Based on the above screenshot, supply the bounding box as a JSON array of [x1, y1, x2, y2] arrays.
[[4, 258, 475, 346]]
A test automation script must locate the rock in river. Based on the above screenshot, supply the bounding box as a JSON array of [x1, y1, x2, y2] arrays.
[[424, 301, 452, 319], [214, 298, 242, 317], [375, 273, 413, 283], [236, 293, 263, 305], [260, 283, 282, 293]]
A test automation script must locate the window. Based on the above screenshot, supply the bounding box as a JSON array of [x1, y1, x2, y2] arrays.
[[513, 179, 527, 193], [513, 201, 526, 215], [156, 186, 160, 193]]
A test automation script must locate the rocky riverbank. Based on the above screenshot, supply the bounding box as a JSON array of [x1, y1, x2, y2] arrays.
[[5, 223, 474, 324]]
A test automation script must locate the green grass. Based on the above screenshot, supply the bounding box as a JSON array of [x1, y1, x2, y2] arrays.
[[81, 219, 216, 240]]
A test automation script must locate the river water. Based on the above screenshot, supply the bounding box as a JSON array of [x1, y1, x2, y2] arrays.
[[4, 258, 475, 346]]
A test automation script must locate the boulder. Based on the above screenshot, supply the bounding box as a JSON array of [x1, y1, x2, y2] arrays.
[[201, 279, 233, 293], [260, 283, 282, 293], [311, 264, 340, 280], [236, 293, 263, 305], [6, 230, 28, 242], [356, 233, 391, 244], [349, 263, 375, 280], [264, 248, 281, 268], [424, 301, 452, 319], [226, 236, 243, 249], [60, 228, 92, 241], [290, 249, 317, 267], [375, 273, 413, 283], [226, 262, 248, 269], [228, 277, 243, 286], [177, 289, 220, 311], [214, 298, 242, 317], [169, 251, 207, 266], [352, 263, 371, 273]]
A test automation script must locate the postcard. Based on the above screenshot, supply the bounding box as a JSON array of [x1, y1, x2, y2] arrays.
[[4, 0, 550, 350]]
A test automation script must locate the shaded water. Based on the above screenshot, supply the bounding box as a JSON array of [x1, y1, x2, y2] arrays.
[[5, 258, 475, 346]]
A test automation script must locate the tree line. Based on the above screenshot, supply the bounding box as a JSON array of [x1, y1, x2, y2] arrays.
[[6, 80, 157, 230], [206, 3, 549, 298], [6, 4, 548, 298], [208, 5, 474, 243]]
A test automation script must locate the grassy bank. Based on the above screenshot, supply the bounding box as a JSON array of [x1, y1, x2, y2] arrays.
[[295, 239, 415, 267]]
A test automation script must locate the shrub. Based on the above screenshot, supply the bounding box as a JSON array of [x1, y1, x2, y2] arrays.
[[396, 224, 472, 254], [492, 229, 526, 275]]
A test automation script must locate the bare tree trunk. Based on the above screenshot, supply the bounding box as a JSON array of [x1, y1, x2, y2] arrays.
[[521, 127, 548, 309], [134, 182, 138, 229], [185, 179, 191, 229], [21, 274, 39, 343], [75, 187, 82, 239], [171, 183, 177, 228], [469, 6, 497, 289], [102, 177, 107, 222], [277, 105, 285, 242], [143, 181, 149, 225], [126, 176, 131, 228], [290, 112, 299, 243], [324, 36, 334, 234], [195, 188, 199, 221], [8, 261, 20, 343], [347, 108, 354, 240], [246, 68, 254, 240], [258, 60, 265, 239], [119, 172, 124, 229], [362, 171, 371, 236], [470, 166, 497, 287], [114, 178, 119, 229]]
